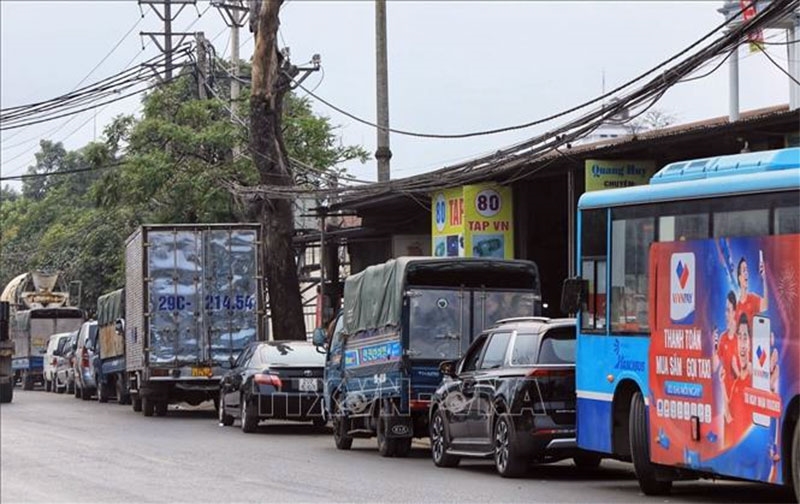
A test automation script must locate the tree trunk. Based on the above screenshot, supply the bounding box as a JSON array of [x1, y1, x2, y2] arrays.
[[250, 0, 306, 341]]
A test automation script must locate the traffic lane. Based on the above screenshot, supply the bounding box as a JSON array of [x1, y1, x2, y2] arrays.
[[1, 390, 794, 503]]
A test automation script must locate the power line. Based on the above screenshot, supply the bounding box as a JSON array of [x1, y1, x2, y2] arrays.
[[1, 54, 192, 131], [293, 1, 791, 141], [1, 5, 209, 177], [761, 46, 800, 85], [0, 160, 126, 182]]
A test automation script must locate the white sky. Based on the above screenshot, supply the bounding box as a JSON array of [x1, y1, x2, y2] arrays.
[[0, 1, 795, 189]]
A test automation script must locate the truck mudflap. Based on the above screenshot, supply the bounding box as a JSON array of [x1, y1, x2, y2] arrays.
[[384, 414, 413, 438]]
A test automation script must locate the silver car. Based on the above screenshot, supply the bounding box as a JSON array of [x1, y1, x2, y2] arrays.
[[55, 331, 77, 394], [73, 321, 98, 400]]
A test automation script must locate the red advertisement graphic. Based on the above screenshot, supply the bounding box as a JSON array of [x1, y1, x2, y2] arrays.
[[648, 235, 799, 484]]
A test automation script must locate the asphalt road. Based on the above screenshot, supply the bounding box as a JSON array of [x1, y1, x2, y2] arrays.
[[0, 390, 794, 503]]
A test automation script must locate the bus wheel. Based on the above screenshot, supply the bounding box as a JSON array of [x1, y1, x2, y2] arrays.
[[629, 391, 672, 496], [792, 420, 799, 504]]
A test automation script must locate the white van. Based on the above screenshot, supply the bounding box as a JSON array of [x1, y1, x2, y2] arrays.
[[44, 332, 72, 392]]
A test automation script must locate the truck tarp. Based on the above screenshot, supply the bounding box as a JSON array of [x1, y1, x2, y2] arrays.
[[97, 289, 124, 327], [343, 257, 540, 335]]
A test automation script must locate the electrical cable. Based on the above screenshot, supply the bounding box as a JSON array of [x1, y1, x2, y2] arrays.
[[292, 1, 781, 140], [761, 46, 800, 85]]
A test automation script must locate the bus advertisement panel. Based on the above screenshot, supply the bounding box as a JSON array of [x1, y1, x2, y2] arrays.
[[648, 234, 799, 485]]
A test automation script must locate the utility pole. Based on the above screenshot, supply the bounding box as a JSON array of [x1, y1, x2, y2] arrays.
[[212, 0, 249, 120], [375, 0, 392, 182], [195, 32, 208, 99], [139, 0, 197, 81]]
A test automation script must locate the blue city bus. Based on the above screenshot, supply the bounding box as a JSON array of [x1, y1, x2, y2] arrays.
[[568, 147, 799, 498]]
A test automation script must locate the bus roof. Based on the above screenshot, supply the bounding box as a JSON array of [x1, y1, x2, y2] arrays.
[[578, 147, 800, 210]]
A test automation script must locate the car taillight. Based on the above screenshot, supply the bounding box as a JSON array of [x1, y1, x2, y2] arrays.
[[81, 348, 89, 368], [526, 368, 573, 378], [253, 373, 282, 389]]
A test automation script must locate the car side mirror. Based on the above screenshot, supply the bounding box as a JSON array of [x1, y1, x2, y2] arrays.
[[439, 360, 457, 378], [312, 327, 327, 347], [561, 277, 588, 315]]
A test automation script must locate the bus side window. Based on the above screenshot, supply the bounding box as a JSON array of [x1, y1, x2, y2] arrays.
[[658, 213, 709, 242], [714, 207, 769, 238], [580, 209, 607, 332], [775, 205, 800, 235], [610, 214, 654, 334]]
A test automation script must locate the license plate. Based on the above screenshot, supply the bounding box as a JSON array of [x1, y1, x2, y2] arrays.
[[191, 367, 212, 377], [298, 378, 318, 392]]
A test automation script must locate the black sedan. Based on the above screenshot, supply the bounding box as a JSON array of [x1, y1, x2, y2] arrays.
[[429, 317, 602, 477], [218, 340, 326, 433]]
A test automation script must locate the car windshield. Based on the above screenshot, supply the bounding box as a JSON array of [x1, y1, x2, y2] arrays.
[[408, 289, 467, 360], [261, 342, 324, 366]]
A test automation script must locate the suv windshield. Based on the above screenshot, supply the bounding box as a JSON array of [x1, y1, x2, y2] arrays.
[[408, 289, 466, 360]]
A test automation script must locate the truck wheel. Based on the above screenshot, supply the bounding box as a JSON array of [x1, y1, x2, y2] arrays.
[[218, 392, 234, 426], [22, 372, 34, 391], [97, 379, 109, 403], [132, 395, 142, 412], [430, 408, 460, 467], [377, 416, 395, 457], [573, 451, 603, 469], [240, 395, 258, 433], [332, 400, 353, 450], [116, 380, 129, 405], [155, 400, 168, 417], [792, 420, 799, 504], [393, 437, 412, 458], [630, 392, 672, 496], [494, 413, 526, 478], [0, 382, 13, 403], [142, 396, 155, 417]]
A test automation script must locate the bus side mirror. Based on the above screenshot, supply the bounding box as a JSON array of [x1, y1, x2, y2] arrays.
[[561, 277, 588, 315], [312, 327, 327, 347]]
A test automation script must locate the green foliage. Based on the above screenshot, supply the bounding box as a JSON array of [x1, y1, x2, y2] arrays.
[[0, 61, 368, 310]]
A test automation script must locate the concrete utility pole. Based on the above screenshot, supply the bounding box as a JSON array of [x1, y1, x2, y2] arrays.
[[212, 0, 249, 119], [375, 0, 392, 182], [718, 0, 800, 120], [195, 32, 208, 99], [139, 0, 197, 81], [788, 10, 800, 110]]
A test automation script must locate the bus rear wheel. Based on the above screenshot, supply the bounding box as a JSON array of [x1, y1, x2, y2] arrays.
[[792, 420, 799, 504], [629, 391, 672, 496]]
